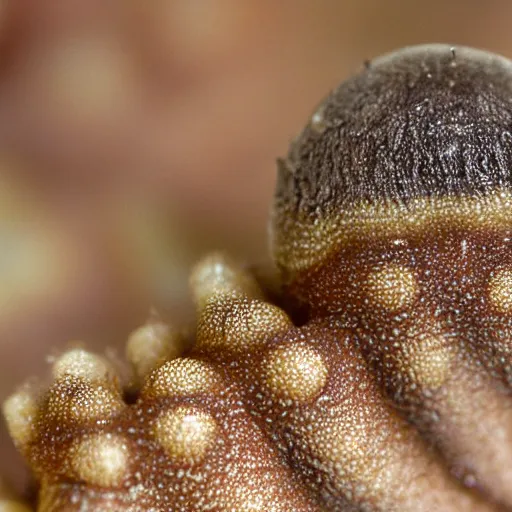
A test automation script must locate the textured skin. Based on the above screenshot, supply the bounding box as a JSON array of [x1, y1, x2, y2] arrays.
[[3, 45, 512, 511]]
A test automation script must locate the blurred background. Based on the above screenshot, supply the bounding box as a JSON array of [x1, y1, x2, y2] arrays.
[[1, 0, 512, 493]]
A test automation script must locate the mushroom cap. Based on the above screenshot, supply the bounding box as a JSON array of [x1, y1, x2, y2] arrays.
[[276, 44, 512, 212]]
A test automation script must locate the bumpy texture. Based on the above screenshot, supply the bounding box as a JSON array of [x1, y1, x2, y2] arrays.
[[3, 44, 512, 511]]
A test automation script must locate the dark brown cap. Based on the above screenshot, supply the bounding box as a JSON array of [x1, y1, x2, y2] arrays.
[[276, 44, 512, 217]]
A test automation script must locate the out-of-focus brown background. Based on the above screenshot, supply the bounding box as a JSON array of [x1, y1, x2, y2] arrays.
[[1, 0, 512, 493]]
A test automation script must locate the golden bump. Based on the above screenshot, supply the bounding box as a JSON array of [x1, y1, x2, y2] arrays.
[[365, 264, 418, 311], [403, 334, 453, 389], [488, 269, 512, 313], [197, 298, 292, 352], [126, 320, 184, 381], [143, 358, 222, 398], [70, 433, 128, 487], [2, 389, 38, 449], [190, 252, 262, 309], [153, 406, 218, 463], [45, 378, 124, 425], [52, 349, 114, 383], [264, 343, 328, 401]]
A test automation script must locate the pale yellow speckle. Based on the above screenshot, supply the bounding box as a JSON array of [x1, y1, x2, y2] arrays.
[[310, 104, 327, 134], [70, 433, 128, 487], [304, 407, 385, 486], [264, 343, 328, 401], [488, 269, 512, 312], [365, 264, 418, 311], [153, 406, 218, 463], [2, 389, 37, 449], [143, 358, 222, 398]]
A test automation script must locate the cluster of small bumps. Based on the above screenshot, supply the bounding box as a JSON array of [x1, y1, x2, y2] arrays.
[[4, 249, 511, 511], [3, 254, 319, 511], [3, 44, 512, 511]]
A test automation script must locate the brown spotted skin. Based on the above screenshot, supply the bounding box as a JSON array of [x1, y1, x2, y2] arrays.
[[3, 44, 512, 511], [272, 44, 512, 508], [293, 229, 512, 384], [289, 229, 512, 503]]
